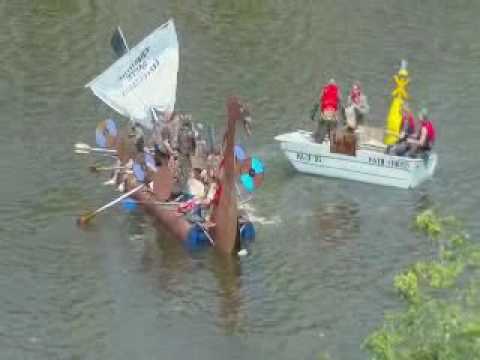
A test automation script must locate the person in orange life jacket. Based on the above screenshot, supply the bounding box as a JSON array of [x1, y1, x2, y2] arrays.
[[405, 108, 436, 157], [387, 102, 417, 155], [312, 79, 341, 143]]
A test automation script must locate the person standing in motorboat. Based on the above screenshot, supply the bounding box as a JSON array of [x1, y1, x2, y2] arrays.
[[311, 79, 341, 143], [344, 81, 370, 130]]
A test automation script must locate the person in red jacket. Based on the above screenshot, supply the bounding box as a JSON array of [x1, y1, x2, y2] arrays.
[[389, 107, 436, 157], [320, 79, 341, 114], [400, 102, 416, 139], [312, 79, 341, 143], [406, 108, 436, 156]]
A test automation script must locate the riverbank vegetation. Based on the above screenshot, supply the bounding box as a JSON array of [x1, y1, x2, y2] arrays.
[[364, 209, 480, 359]]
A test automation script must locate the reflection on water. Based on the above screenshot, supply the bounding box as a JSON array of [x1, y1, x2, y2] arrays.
[[413, 191, 435, 214], [312, 201, 360, 247], [2, 0, 480, 358], [127, 214, 246, 334], [209, 254, 244, 334]]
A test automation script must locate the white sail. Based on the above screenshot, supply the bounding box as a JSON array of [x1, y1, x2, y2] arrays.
[[86, 19, 179, 129]]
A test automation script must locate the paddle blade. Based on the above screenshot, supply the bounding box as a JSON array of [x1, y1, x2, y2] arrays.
[[77, 212, 95, 226], [88, 165, 100, 173], [75, 143, 91, 150], [74, 149, 90, 155]]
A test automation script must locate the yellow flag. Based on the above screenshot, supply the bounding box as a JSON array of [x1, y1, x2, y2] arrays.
[[384, 71, 410, 145]]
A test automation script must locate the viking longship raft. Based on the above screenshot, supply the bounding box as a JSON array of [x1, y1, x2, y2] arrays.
[[77, 19, 258, 254]]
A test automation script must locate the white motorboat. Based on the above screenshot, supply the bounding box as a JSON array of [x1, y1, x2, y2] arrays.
[[274, 128, 437, 189]]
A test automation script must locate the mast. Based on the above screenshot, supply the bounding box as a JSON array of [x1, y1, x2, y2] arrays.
[[212, 97, 241, 254]]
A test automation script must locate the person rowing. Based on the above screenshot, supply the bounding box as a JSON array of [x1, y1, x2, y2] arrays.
[[102, 123, 140, 187], [175, 115, 196, 193], [152, 121, 175, 166]]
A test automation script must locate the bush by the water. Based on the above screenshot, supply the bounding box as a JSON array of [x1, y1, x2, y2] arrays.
[[364, 209, 480, 359]]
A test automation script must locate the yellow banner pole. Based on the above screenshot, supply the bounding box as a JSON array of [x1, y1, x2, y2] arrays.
[[384, 60, 410, 145]]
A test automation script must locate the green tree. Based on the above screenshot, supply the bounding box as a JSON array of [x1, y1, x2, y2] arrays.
[[364, 210, 480, 360]]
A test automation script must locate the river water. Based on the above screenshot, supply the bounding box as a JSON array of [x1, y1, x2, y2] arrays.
[[1, 0, 479, 359]]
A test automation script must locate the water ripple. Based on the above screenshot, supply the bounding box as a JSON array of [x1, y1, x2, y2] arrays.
[[1, 0, 480, 359]]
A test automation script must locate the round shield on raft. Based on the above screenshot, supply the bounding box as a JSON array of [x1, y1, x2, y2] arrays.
[[234, 144, 247, 161], [96, 118, 118, 148], [239, 157, 264, 193]]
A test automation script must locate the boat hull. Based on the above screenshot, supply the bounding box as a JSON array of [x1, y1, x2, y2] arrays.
[[133, 189, 192, 242], [275, 130, 437, 189], [130, 189, 255, 250]]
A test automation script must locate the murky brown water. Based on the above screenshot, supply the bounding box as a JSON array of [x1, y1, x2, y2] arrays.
[[1, 0, 479, 358]]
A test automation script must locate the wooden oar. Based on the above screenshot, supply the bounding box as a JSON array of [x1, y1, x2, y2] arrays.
[[88, 165, 129, 173], [74, 142, 117, 154], [77, 183, 144, 225], [195, 221, 215, 245], [75, 150, 117, 159], [132, 200, 180, 207]]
